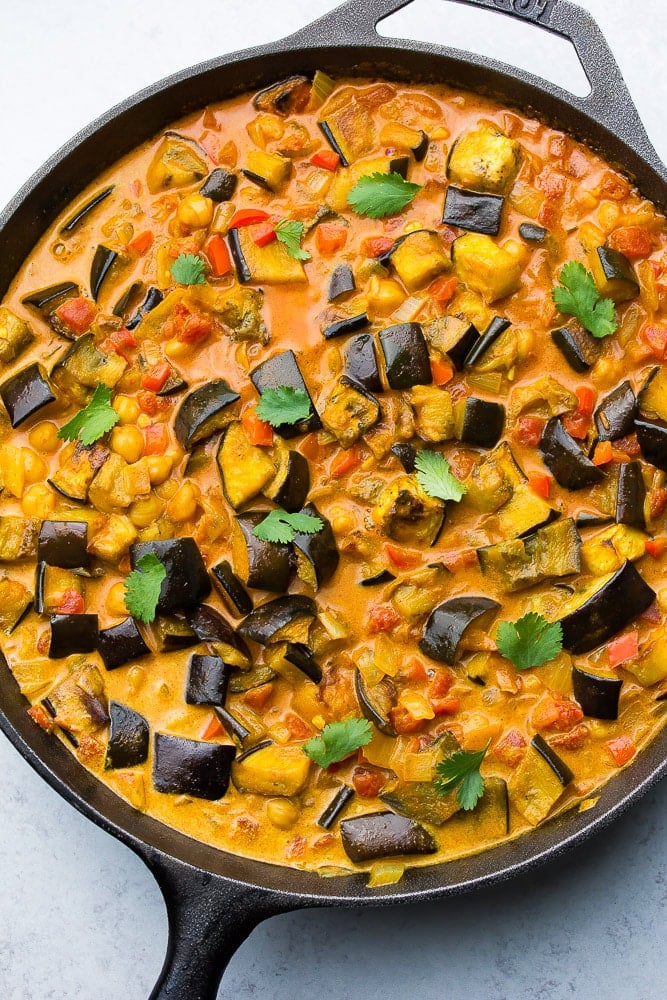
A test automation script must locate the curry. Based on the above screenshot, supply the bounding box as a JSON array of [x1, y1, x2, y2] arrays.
[[0, 72, 666, 885]]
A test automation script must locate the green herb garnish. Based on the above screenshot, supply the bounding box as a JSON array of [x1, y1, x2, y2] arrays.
[[496, 612, 564, 670], [434, 742, 490, 811], [123, 553, 167, 624], [252, 508, 324, 544], [255, 385, 311, 427], [303, 717, 372, 768], [347, 172, 422, 219], [552, 261, 616, 338], [170, 252, 206, 285], [275, 219, 311, 261], [57, 383, 120, 446], [414, 450, 467, 503]]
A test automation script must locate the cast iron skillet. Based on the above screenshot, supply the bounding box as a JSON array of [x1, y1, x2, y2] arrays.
[[1, 1, 666, 997]]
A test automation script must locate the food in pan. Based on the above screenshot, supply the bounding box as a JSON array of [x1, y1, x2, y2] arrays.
[[0, 72, 666, 885]]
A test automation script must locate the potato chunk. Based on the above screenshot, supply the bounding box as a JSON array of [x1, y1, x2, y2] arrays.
[[453, 233, 523, 302], [448, 126, 522, 194], [232, 744, 311, 796], [390, 230, 450, 292], [410, 385, 455, 442]]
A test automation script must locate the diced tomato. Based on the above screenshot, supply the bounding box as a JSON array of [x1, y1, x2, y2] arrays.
[[56, 589, 84, 614], [388, 705, 427, 734], [600, 171, 631, 200], [172, 309, 212, 345], [361, 235, 394, 258], [550, 723, 590, 751], [427, 671, 454, 699], [608, 226, 654, 260], [639, 323, 667, 360], [241, 683, 274, 712], [28, 704, 54, 733], [201, 713, 226, 740], [229, 208, 270, 228], [199, 131, 221, 164], [649, 487, 667, 519], [283, 711, 312, 740], [252, 222, 277, 247], [575, 385, 596, 415], [562, 411, 590, 440], [367, 604, 401, 633], [607, 630, 639, 668], [298, 432, 321, 462], [143, 422, 169, 455], [528, 473, 551, 499], [428, 275, 458, 305], [430, 358, 454, 386], [513, 415, 545, 448], [137, 390, 159, 416], [330, 445, 363, 478], [493, 729, 528, 767], [645, 536, 667, 559], [309, 149, 341, 171], [130, 179, 142, 198], [241, 407, 273, 447], [592, 440, 614, 466], [532, 696, 584, 732], [384, 543, 422, 570], [128, 230, 154, 255], [316, 222, 347, 255], [141, 361, 172, 393], [352, 766, 386, 798], [100, 327, 137, 360], [403, 657, 428, 683], [440, 548, 477, 572], [54, 296, 97, 335], [429, 696, 461, 717], [204, 234, 232, 276], [606, 735, 636, 767]]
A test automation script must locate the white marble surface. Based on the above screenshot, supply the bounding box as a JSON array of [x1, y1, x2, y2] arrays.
[[0, 2, 666, 997]]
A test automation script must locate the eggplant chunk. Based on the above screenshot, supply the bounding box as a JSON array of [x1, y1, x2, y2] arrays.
[[0, 307, 34, 366], [185, 653, 232, 706], [232, 742, 310, 796], [558, 561, 655, 654], [322, 313, 369, 340], [638, 365, 667, 422], [356, 669, 397, 737], [448, 125, 522, 194], [211, 560, 253, 617], [217, 421, 275, 509], [152, 615, 198, 653], [0, 363, 56, 427], [424, 314, 480, 371], [51, 333, 127, 405], [284, 642, 322, 683], [250, 350, 321, 437], [616, 461, 646, 529], [238, 595, 316, 645], [320, 377, 380, 447], [174, 379, 240, 450], [410, 386, 455, 442], [420, 597, 500, 665], [98, 616, 150, 671], [328, 264, 356, 302], [200, 168, 237, 202], [232, 512, 293, 593], [49, 613, 99, 658], [125, 286, 164, 331], [184, 603, 251, 669], [153, 733, 235, 799], [48, 442, 109, 504], [318, 785, 355, 829], [292, 503, 339, 591], [105, 701, 149, 769], [0, 516, 39, 562], [146, 136, 207, 194], [440, 777, 509, 839], [37, 521, 89, 569], [60, 186, 114, 235], [229, 226, 306, 284], [508, 736, 572, 826], [572, 665, 622, 720], [540, 417, 605, 489], [340, 811, 437, 863], [590, 245, 639, 302], [372, 476, 445, 547], [390, 442, 417, 473], [635, 417, 667, 472], [380, 782, 460, 826], [478, 518, 580, 593], [442, 186, 504, 236], [262, 440, 310, 513], [130, 538, 211, 613], [456, 397, 505, 448], [594, 381, 636, 442], [551, 325, 600, 373], [90, 245, 120, 301], [253, 75, 311, 116], [380, 323, 432, 389]]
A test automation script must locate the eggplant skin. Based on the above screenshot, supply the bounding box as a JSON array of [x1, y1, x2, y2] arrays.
[[635, 417, 667, 472], [572, 665, 622, 720], [184, 603, 251, 663], [173, 379, 240, 449], [594, 381, 636, 442], [420, 596, 500, 665], [559, 561, 655, 654], [185, 653, 232, 706], [130, 538, 211, 613], [340, 811, 437, 863], [238, 595, 316, 645], [380, 323, 432, 390], [211, 559, 253, 617], [37, 520, 89, 569], [153, 733, 236, 800], [539, 417, 604, 490], [98, 616, 150, 671], [0, 363, 56, 428], [104, 701, 149, 769], [49, 613, 99, 658]]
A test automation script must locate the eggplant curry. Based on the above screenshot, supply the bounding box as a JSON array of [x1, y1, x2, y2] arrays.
[[0, 72, 666, 885]]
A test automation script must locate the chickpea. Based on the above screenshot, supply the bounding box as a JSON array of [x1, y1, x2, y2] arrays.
[[127, 665, 146, 695], [28, 421, 60, 454], [177, 193, 214, 229], [113, 394, 141, 425], [164, 338, 192, 361], [129, 494, 165, 528], [110, 425, 144, 464], [21, 448, 48, 484], [266, 798, 299, 830], [166, 481, 199, 522], [146, 454, 174, 486], [106, 581, 129, 617], [330, 507, 356, 535], [21, 484, 56, 517]]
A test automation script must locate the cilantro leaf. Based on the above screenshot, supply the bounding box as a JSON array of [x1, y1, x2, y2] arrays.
[[347, 172, 422, 219], [255, 386, 311, 427], [496, 612, 563, 670], [57, 383, 120, 446], [171, 252, 206, 285], [123, 553, 166, 624], [253, 508, 324, 544], [552, 261, 617, 338], [414, 450, 467, 503], [275, 219, 311, 261], [434, 742, 489, 811], [303, 717, 372, 768]]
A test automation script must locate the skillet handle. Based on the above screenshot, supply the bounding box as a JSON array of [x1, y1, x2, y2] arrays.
[[290, 0, 664, 177], [146, 856, 299, 1000]]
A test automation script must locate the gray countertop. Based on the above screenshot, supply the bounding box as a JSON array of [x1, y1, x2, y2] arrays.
[[0, 2, 665, 997]]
